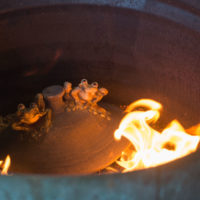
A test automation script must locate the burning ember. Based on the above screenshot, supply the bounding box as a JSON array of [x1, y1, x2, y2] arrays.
[[0, 155, 11, 175], [114, 99, 200, 173]]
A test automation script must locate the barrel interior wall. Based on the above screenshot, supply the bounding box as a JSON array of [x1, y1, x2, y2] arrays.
[[0, 5, 199, 126]]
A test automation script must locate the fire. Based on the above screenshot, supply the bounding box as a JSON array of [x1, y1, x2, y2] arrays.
[[114, 99, 200, 172], [0, 155, 11, 175]]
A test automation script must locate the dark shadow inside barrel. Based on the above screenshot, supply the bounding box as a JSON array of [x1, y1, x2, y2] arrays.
[[0, 4, 199, 175]]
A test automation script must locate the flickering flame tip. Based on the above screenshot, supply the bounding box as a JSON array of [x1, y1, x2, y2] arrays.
[[114, 99, 200, 172]]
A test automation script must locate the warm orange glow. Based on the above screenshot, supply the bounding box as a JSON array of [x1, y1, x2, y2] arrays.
[[0, 155, 11, 175], [114, 99, 200, 172]]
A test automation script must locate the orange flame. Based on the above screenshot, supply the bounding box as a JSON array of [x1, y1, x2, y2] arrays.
[[0, 155, 11, 175], [114, 99, 200, 172]]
